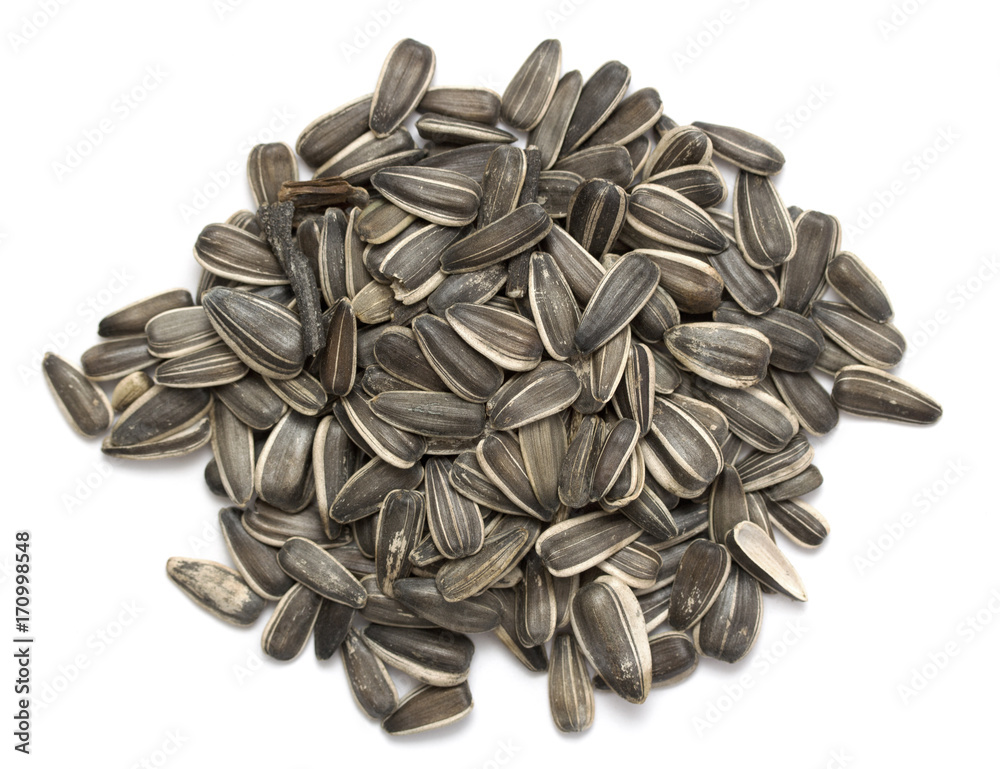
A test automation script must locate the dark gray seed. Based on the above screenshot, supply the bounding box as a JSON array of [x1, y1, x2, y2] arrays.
[[297, 94, 373, 168], [214, 372, 286, 430], [714, 302, 825, 372], [374, 327, 447, 392], [780, 211, 841, 313], [625, 135, 653, 183], [266, 369, 327, 417], [202, 287, 304, 380], [549, 633, 594, 733], [381, 682, 473, 735], [630, 631, 700, 686], [393, 579, 501, 634], [543, 224, 606, 304], [342, 388, 426, 468], [428, 264, 508, 316], [664, 323, 771, 389], [418, 143, 502, 184], [831, 365, 942, 424], [826, 251, 894, 323], [98, 289, 193, 338], [691, 122, 785, 175], [668, 539, 731, 630], [591, 419, 641, 501], [596, 540, 661, 589], [648, 345, 682, 394], [725, 521, 807, 601], [612, 344, 655, 435], [708, 243, 781, 316], [255, 410, 316, 513], [108, 385, 211, 447], [446, 302, 543, 371], [440, 203, 552, 274], [536, 170, 583, 218], [153, 342, 247, 388], [579, 325, 632, 411], [370, 39, 435, 138], [561, 60, 631, 154], [530, 70, 583, 170], [319, 298, 357, 397], [245, 502, 342, 550], [416, 112, 516, 146], [627, 185, 728, 254], [645, 164, 727, 209], [436, 524, 532, 602], [669, 393, 729, 448], [362, 365, 410, 397], [693, 567, 763, 663], [375, 489, 424, 597], [354, 513, 378, 560], [558, 415, 604, 507], [166, 557, 265, 627], [219, 507, 293, 601], [369, 391, 485, 439], [341, 627, 398, 718], [315, 599, 355, 661], [42, 353, 113, 437], [631, 249, 724, 315], [413, 314, 504, 402], [360, 575, 435, 628], [425, 457, 486, 560], [247, 142, 298, 208], [317, 143, 425, 188], [575, 252, 658, 354], [371, 166, 482, 227], [449, 451, 525, 516], [493, 588, 550, 672], [365, 625, 474, 687], [529, 252, 581, 361], [194, 224, 287, 286], [719, 431, 743, 467], [487, 361, 581, 430], [736, 432, 814, 492], [536, 511, 641, 577], [277, 537, 367, 608], [696, 380, 798, 453], [211, 401, 255, 506], [356, 198, 415, 245], [733, 171, 797, 268], [205, 458, 224, 498], [501, 39, 562, 131], [761, 464, 823, 502], [765, 497, 830, 548], [418, 86, 502, 124], [553, 573, 579, 630], [146, 306, 219, 358], [566, 178, 628, 258], [641, 397, 723, 499], [570, 576, 651, 704], [101, 416, 211, 460], [663, 501, 710, 547], [811, 301, 905, 368], [584, 87, 662, 148], [813, 338, 863, 375], [516, 551, 557, 646], [554, 144, 633, 188], [708, 464, 750, 544], [261, 583, 324, 661], [520, 414, 568, 515], [78, 336, 155, 382], [476, 432, 551, 520], [620, 482, 679, 542], [476, 146, 527, 229], [344, 207, 372, 298], [111, 371, 152, 413], [771, 368, 840, 436], [647, 128, 712, 180]]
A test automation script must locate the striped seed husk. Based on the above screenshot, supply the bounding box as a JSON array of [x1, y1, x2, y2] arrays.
[[646, 125, 713, 178], [341, 387, 426, 468], [596, 540, 662, 589], [476, 146, 527, 229], [501, 39, 562, 131], [344, 207, 371, 298], [831, 365, 942, 424], [765, 497, 830, 548], [543, 223, 606, 304], [211, 401, 255, 506], [244, 502, 342, 550], [648, 345, 682, 394], [370, 38, 436, 138], [330, 458, 424, 524], [418, 86, 502, 124], [620, 481, 679, 541], [811, 301, 905, 368], [425, 457, 486, 560], [99, 289, 194, 337], [418, 142, 503, 184], [570, 576, 651, 704], [529, 251, 581, 361], [371, 166, 482, 227], [664, 323, 772, 389], [374, 489, 425, 597], [644, 164, 727, 209], [736, 432, 814, 492], [667, 539, 731, 630], [78, 336, 154, 381], [626, 185, 728, 254], [476, 431, 551, 520], [448, 450, 525, 516], [373, 326, 447, 392], [487, 361, 581, 430], [356, 198, 416, 244], [515, 551, 557, 646], [693, 566, 763, 663], [566, 178, 629, 258], [625, 134, 653, 183], [530, 70, 583, 170], [214, 372, 286, 430], [108, 385, 211, 447], [266, 369, 328, 416], [416, 113, 516, 146], [341, 627, 398, 719], [194, 225, 287, 286], [361, 365, 411, 396], [360, 575, 435, 628], [445, 302, 543, 371], [714, 302, 825, 373], [111, 371, 152, 413], [591, 418, 641, 501], [826, 251, 894, 323], [166, 557, 265, 627], [583, 87, 662, 149], [708, 242, 781, 316], [314, 599, 356, 661], [435, 523, 533, 602], [669, 393, 729, 448], [558, 414, 605, 508], [352, 281, 396, 324], [633, 249, 724, 315], [537, 170, 584, 218], [297, 94, 373, 168], [440, 203, 552, 274], [427, 264, 507, 316], [152, 341, 246, 388], [548, 633, 594, 732], [813, 337, 863, 375], [102, 416, 211, 460], [145, 306, 219, 358], [561, 60, 631, 154], [640, 397, 723, 499], [42, 353, 113, 437], [770, 368, 840, 436], [364, 625, 474, 687], [247, 142, 298, 208], [261, 583, 324, 661], [696, 379, 798, 453], [575, 252, 658, 354], [219, 507, 293, 600], [535, 511, 642, 577], [733, 171, 796, 268], [691, 121, 784, 175], [392, 578, 501, 634], [319, 298, 357, 396], [381, 682, 473, 736], [554, 144, 633, 188], [761, 464, 823, 501], [412, 314, 504, 402], [369, 390, 486, 439], [312, 130, 422, 185], [708, 464, 751, 544], [612, 343, 655, 436], [277, 537, 367, 608], [724, 521, 807, 601], [780, 210, 841, 314], [520, 413, 568, 515], [254, 410, 317, 512]]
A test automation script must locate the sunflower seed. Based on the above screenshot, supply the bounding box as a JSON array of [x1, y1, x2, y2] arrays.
[[255, 410, 316, 512], [707, 464, 752, 545], [584, 87, 663, 148], [697, 379, 798, 453], [111, 371, 152, 413], [527, 252, 580, 361], [611, 344, 655, 435], [554, 144, 633, 188], [691, 121, 784, 175], [733, 171, 797, 268], [667, 539, 731, 630], [590, 418, 641, 501], [370, 38, 435, 138], [831, 365, 942, 424], [765, 497, 830, 548], [446, 450, 522, 516], [736, 432, 814, 492], [811, 301, 905, 369], [341, 387, 426, 468], [98, 289, 194, 337], [644, 164, 727, 209], [476, 146, 527, 229], [501, 39, 561, 131], [725, 521, 807, 601], [664, 323, 771, 389], [548, 633, 594, 733], [440, 203, 552, 274], [418, 86, 501, 124], [247, 142, 298, 207], [317, 297, 356, 397], [535, 170, 581, 218], [575, 252, 658, 354], [418, 143, 502, 184], [770, 369, 839, 436], [536, 511, 641, 577], [261, 583, 324, 661], [152, 341, 247, 388], [435, 523, 532, 602], [425, 457, 486, 559], [780, 210, 840, 313], [826, 251, 894, 323], [297, 94, 373, 168], [373, 327, 446, 392], [477, 432, 552, 521], [570, 576, 651, 703], [528, 70, 582, 170], [669, 393, 729, 447], [42, 353, 113, 437], [714, 302, 825, 373], [445, 303, 543, 371], [108, 385, 211, 447], [566, 178, 628, 258], [393, 578, 501, 634], [693, 566, 763, 663], [219, 507, 293, 600], [211, 372, 285, 430], [596, 540, 661, 589], [194, 224, 287, 286], [314, 599, 356, 660], [244, 502, 341, 550], [211, 401, 255, 506], [381, 682, 474, 735], [627, 185, 728, 254], [708, 242, 781, 316], [372, 489, 424, 596], [166, 557, 265, 627], [276, 536, 367, 608], [367, 391, 485, 440], [512, 551, 556, 646], [365, 625, 474, 687], [371, 166, 482, 227], [562, 60, 630, 154], [640, 397, 723, 499], [341, 627, 398, 718], [416, 112, 516, 146], [145, 306, 219, 358], [646, 125, 712, 178], [412, 314, 504, 402], [487, 361, 581, 430]]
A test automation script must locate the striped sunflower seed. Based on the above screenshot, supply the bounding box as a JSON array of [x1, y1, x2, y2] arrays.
[[761, 464, 823, 501], [98, 289, 194, 337], [425, 457, 486, 560], [315, 129, 423, 186], [244, 502, 342, 550], [247, 142, 298, 208], [667, 539, 731, 630], [826, 251, 894, 323], [166, 557, 265, 627], [370, 38, 435, 138], [371, 166, 483, 227], [364, 625, 474, 687], [145, 306, 219, 358], [548, 633, 594, 733], [627, 185, 728, 254], [565, 178, 629, 258], [392, 578, 501, 634], [736, 433, 814, 492], [575, 252, 658, 354], [765, 497, 830, 548], [42, 353, 113, 437], [79, 336, 156, 381], [277, 537, 367, 608], [714, 302, 825, 373], [341, 387, 426, 469], [520, 413, 568, 516], [645, 164, 727, 209], [254, 410, 317, 513], [476, 146, 527, 229], [435, 523, 533, 602], [696, 379, 798, 454], [640, 397, 723, 499], [596, 540, 661, 589], [211, 401, 255, 506], [724, 521, 807, 601], [412, 314, 504, 403], [440, 203, 552, 274], [381, 682, 473, 736], [374, 489, 424, 597], [313, 599, 356, 661], [583, 87, 663, 149], [535, 511, 641, 577], [319, 298, 357, 397], [562, 61, 631, 154], [214, 372, 286, 430], [811, 301, 905, 369], [476, 431, 551, 520], [708, 464, 751, 544], [691, 121, 785, 175], [733, 171, 796, 269], [554, 144, 634, 188], [487, 361, 581, 430], [261, 583, 324, 661], [418, 86, 502, 124], [416, 113, 516, 146], [369, 390, 485, 439], [831, 365, 942, 424], [341, 627, 398, 719], [515, 551, 557, 646], [770, 369, 840, 436], [152, 341, 247, 388], [529, 70, 583, 170], [645, 125, 712, 177], [445, 302, 543, 371], [780, 210, 841, 314], [111, 371, 152, 413], [219, 507, 293, 601], [194, 225, 287, 286], [501, 39, 562, 131], [693, 566, 763, 663], [108, 385, 211, 448], [664, 323, 772, 389], [536, 170, 584, 218], [296, 94, 373, 168]]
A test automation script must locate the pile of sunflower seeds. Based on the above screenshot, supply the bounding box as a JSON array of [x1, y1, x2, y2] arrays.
[[42, 38, 942, 735]]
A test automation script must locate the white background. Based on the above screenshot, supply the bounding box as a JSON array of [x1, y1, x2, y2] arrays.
[[3, 0, 998, 766]]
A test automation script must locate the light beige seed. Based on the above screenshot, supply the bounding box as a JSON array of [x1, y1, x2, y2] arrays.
[[166, 557, 265, 627], [725, 521, 808, 601]]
